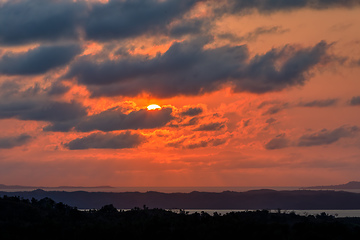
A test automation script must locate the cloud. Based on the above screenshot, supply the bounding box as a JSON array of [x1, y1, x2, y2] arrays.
[[64, 131, 145, 150], [226, 0, 360, 15], [219, 25, 289, 42], [0, 100, 88, 122], [349, 96, 360, 106], [298, 125, 359, 147], [261, 102, 289, 115], [65, 38, 330, 98], [84, 0, 200, 41], [264, 134, 290, 150], [0, 45, 82, 75], [298, 98, 338, 107], [0, 134, 32, 149], [0, 0, 86, 45], [180, 106, 204, 116], [169, 18, 211, 38], [194, 122, 226, 131], [75, 107, 173, 132]]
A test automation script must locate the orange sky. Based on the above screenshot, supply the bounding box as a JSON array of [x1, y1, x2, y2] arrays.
[[0, 0, 360, 188]]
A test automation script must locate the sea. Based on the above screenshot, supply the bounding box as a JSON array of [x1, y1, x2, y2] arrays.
[[2, 186, 360, 217]]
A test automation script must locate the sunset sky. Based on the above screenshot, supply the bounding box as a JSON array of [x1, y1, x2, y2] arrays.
[[0, 0, 360, 188]]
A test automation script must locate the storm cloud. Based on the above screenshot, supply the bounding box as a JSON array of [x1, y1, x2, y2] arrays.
[[0, 45, 82, 75], [65, 38, 330, 98], [64, 131, 145, 150], [298, 125, 359, 147], [0, 134, 32, 149]]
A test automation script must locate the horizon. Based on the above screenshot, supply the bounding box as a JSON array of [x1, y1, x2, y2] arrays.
[[0, 0, 360, 187]]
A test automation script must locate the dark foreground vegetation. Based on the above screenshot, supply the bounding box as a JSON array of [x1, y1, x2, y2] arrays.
[[1, 196, 360, 240]]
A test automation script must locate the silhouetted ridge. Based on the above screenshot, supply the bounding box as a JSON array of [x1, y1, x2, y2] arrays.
[[1, 195, 360, 240], [2, 189, 360, 210]]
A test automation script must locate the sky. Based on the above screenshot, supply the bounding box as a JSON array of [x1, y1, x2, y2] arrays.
[[0, 0, 360, 188]]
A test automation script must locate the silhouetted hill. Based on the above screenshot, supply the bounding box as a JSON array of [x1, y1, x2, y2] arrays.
[[1, 195, 360, 240], [0, 184, 113, 190], [1, 189, 360, 210], [302, 181, 360, 190]]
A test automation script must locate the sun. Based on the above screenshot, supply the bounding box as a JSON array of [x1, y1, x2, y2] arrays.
[[147, 104, 161, 110]]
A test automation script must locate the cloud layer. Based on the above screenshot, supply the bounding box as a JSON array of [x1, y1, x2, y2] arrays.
[[64, 131, 145, 150]]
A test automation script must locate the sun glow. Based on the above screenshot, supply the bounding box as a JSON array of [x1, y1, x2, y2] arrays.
[[147, 104, 161, 110]]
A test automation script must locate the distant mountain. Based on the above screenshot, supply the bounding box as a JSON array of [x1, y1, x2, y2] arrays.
[[0, 184, 114, 190], [2, 189, 360, 210], [301, 181, 360, 190]]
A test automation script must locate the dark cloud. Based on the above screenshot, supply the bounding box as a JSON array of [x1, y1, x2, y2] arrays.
[[219, 26, 289, 42], [349, 96, 360, 106], [0, 45, 82, 75], [299, 98, 338, 107], [0, 134, 32, 149], [169, 18, 211, 38], [262, 103, 289, 115], [180, 107, 204, 116], [84, 0, 200, 41], [0, 0, 86, 45], [65, 38, 330, 98], [194, 122, 226, 131], [226, 0, 360, 14], [233, 41, 330, 93], [47, 81, 71, 96], [266, 118, 277, 124], [298, 125, 359, 147], [265, 134, 290, 150], [74, 107, 173, 132], [0, 100, 88, 122], [64, 131, 145, 150]]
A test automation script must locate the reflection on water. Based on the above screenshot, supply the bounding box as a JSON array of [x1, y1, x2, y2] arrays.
[[181, 209, 360, 218]]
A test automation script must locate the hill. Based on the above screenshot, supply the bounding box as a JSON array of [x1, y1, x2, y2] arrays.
[[2, 189, 360, 210], [302, 181, 360, 190]]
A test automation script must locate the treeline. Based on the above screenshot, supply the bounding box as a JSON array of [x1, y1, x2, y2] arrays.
[[1, 196, 360, 240]]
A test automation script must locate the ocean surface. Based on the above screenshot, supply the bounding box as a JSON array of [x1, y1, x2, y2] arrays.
[[2, 186, 360, 193], [3, 186, 360, 217], [182, 209, 360, 218]]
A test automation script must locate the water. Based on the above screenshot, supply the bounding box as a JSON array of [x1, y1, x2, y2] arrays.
[[181, 209, 360, 218], [0, 186, 332, 193]]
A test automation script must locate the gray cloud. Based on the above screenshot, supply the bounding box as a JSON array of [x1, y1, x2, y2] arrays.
[[180, 107, 204, 116], [349, 96, 360, 106], [0, 44, 82, 75], [298, 125, 359, 147], [84, 0, 200, 41], [65, 38, 330, 98], [264, 134, 290, 150], [298, 98, 338, 107], [219, 26, 289, 42], [226, 0, 360, 14], [194, 122, 226, 131], [0, 100, 87, 122], [169, 18, 211, 38], [0, 0, 86, 45], [64, 131, 145, 150], [74, 107, 173, 132], [1, 0, 358, 46], [0, 134, 32, 149]]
